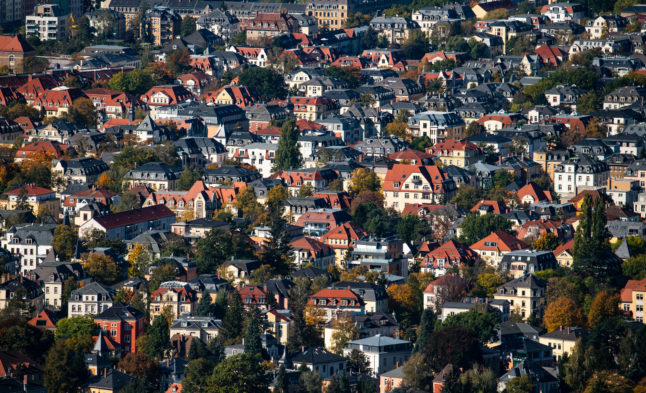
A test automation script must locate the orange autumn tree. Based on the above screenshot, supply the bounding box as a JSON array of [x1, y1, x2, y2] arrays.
[[543, 297, 586, 332], [587, 290, 620, 327]]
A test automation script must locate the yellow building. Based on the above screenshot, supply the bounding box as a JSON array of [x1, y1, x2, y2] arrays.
[[532, 149, 570, 181], [553, 240, 574, 268], [306, 0, 350, 28], [3, 185, 60, 217], [427, 139, 483, 168], [620, 278, 646, 323], [140, 6, 181, 46]]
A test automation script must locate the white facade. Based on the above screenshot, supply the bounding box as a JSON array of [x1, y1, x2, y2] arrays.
[[343, 335, 412, 377], [553, 159, 609, 200], [233, 143, 277, 178], [25, 4, 66, 41]]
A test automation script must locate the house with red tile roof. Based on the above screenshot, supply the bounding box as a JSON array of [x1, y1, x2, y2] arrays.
[[320, 222, 366, 266], [534, 45, 568, 67], [0, 35, 34, 74], [295, 209, 353, 237], [553, 239, 574, 268], [0, 87, 22, 107], [32, 87, 87, 118], [94, 303, 146, 356], [308, 288, 364, 322], [201, 86, 260, 108], [63, 188, 118, 222], [517, 182, 554, 205], [15, 140, 71, 162], [273, 168, 338, 195], [16, 77, 59, 104], [547, 113, 591, 133], [620, 278, 646, 322], [150, 284, 198, 321], [143, 180, 240, 221], [13, 116, 38, 136], [388, 148, 434, 165], [289, 236, 335, 270], [470, 231, 529, 267], [28, 308, 58, 330], [478, 112, 524, 132], [471, 200, 507, 215], [516, 218, 571, 243], [0, 350, 43, 385], [420, 240, 479, 276], [290, 96, 338, 121], [401, 203, 446, 217], [239, 284, 271, 311], [84, 88, 146, 119], [78, 204, 176, 240], [312, 191, 352, 210], [140, 85, 193, 115], [426, 139, 483, 168], [2, 185, 59, 216], [421, 51, 467, 65], [383, 164, 457, 212], [176, 71, 214, 95], [226, 46, 268, 67], [423, 274, 471, 311], [331, 56, 370, 69]]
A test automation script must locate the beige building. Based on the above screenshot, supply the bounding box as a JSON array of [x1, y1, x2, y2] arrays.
[[494, 274, 546, 320], [150, 283, 197, 321], [620, 278, 646, 323], [538, 327, 587, 361], [169, 315, 221, 343]]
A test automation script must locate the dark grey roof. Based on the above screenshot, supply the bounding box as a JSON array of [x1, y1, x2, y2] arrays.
[[330, 281, 387, 301], [291, 347, 346, 365], [263, 278, 294, 298], [289, 267, 330, 280], [71, 281, 116, 298], [88, 370, 136, 390], [95, 302, 145, 321]]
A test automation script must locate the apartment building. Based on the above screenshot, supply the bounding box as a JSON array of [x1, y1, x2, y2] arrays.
[[25, 4, 66, 41]]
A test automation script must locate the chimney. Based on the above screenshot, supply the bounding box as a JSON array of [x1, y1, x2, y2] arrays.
[[23, 374, 27, 392]]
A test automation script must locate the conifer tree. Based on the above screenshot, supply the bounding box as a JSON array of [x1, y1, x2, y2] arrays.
[[273, 118, 302, 172], [244, 316, 262, 356], [222, 291, 244, 341], [275, 364, 289, 393], [413, 309, 436, 353], [195, 292, 214, 316]]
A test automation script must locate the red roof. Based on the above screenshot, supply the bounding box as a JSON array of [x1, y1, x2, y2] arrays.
[[553, 239, 574, 257], [470, 200, 506, 214], [517, 182, 553, 203], [92, 205, 175, 230], [5, 185, 54, 196], [424, 273, 470, 293], [289, 236, 332, 256], [309, 288, 360, 303], [401, 203, 445, 216], [470, 231, 529, 252], [427, 139, 482, 155], [28, 308, 58, 330], [15, 141, 70, 159], [320, 222, 365, 249], [0, 35, 32, 53], [420, 240, 478, 269], [621, 278, 646, 302], [388, 148, 433, 164]]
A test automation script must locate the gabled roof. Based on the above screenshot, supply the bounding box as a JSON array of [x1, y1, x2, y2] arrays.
[[291, 347, 346, 365], [470, 231, 529, 252], [0, 35, 33, 53], [94, 302, 145, 321], [5, 185, 54, 196], [553, 239, 574, 257], [91, 205, 175, 230]]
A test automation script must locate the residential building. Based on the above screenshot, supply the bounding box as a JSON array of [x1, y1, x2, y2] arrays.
[[494, 274, 547, 319], [383, 164, 457, 211], [423, 274, 470, 311], [380, 366, 404, 393], [123, 162, 182, 191], [320, 222, 366, 267], [419, 240, 479, 277], [344, 335, 412, 376], [291, 347, 347, 379], [150, 282, 197, 321], [603, 86, 646, 109], [294, 209, 352, 236], [27, 261, 84, 311], [246, 12, 299, 41], [349, 236, 404, 275], [323, 312, 398, 352], [427, 139, 483, 168], [369, 16, 419, 45], [538, 327, 587, 361], [94, 303, 146, 355], [79, 205, 176, 241], [308, 288, 364, 322], [2, 185, 59, 217], [0, 35, 33, 73], [553, 155, 610, 201], [499, 250, 559, 279], [170, 315, 221, 343], [1, 223, 56, 274], [140, 6, 181, 46], [330, 281, 388, 313], [585, 15, 627, 39], [539, 3, 585, 23], [68, 282, 116, 317], [0, 277, 42, 315], [620, 278, 646, 322], [238, 284, 270, 311], [470, 231, 529, 268], [289, 236, 335, 270], [407, 111, 465, 143], [25, 4, 66, 41], [221, 259, 260, 284], [52, 158, 109, 186]]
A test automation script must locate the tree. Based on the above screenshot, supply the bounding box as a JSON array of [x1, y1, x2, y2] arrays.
[[323, 66, 361, 89], [463, 121, 485, 138], [532, 233, 560, 251], [52, 225, 78, 261], [387, 283, 420, 328], [206, 353, 271, 393], [401, 29, 430, 59], [239, 67, 287, 100], [453, 367, 498, 393], [128, 243, 151, 278], [266, 185, 288, 214], [298, 183, 314, 197], [275, 364, 289, 393], [178, 166, 201, 190], [244, 316, 262, 356], [236, 186, 263, 220], [347, 349, 371, 374], [438, 307, 501, 342], [330, 318, 359, 355], [397, 214, 430, 243], [195, 229, 255, 274], [273, 118, 302, 172], [166, 48, 191, 76], [583, 371, 634, 393], [63, 98, 97, 128], [485, 8, 509, 19], [622, 254, 646, 280], [349, 168, 380, 196], [222, 291, 244, 343], [44, 339, 88, 393], [0, 318, 54, 363], [413, 309, 436, 353], [149, 263, 177, 291], [118, 352, 160, 383], [587, 291, 619, 327], [181, 16, 197, 37], [350, 191, 384, 213], [108, 69, 154, 96], [459, 213, 513, 245], [114, 192, 142, 212], [142, 316, 170, 360], [195, 292, 215, 317], [576, 91, 601, 115], [572, 194, 620, 283], [425, 327, 481, 372], [543, 297, 586, 332], [385, 121, 408, 139], [451, 185, 485, 210], [82, 252, 121, 284], [55, 317, 95, 340], [183, 358, 215, 392]]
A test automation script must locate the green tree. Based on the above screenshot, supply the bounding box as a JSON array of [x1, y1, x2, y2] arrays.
[[0, 318, 54, 362], [273, 118, 302, 172], [177, 166, 201, 190], [413, 308, 436, 353], [451, 185, 485, 210], [244, 316, 262, 356], [222, 291, 244, 342], [323, 66, 361, 89], [206, 353, 271, 393], [576, 91, 601, 115], [142, 316, 170, 360], [397, 214, 430, 243], [459, 213, 513, 245], [114, 192, 142, 212], [181, 16, 197, 37], [425, 327, 481, 372], [236, 186, 263, 220], [239, 67, 287, 100], [504, 375, 534, 393], [438, 307, 500, 342], [299, 367, 323, 393], [44, 339, 88, 393], [195, 229, 255, 274], [55, 317, 96, 340], [401, 29, 430, 59], [275, 364, 289, 393], [195, 292, 215, 317], [532, 232, 560, 251], [63, 97, 97, 128], [266, 185, 289, 214], [297, 183, 314, 197], [166, 48, 191, 76], [82, 253, 121, 284], [183, 358, 215, 392], [52, 224, 78, 261]]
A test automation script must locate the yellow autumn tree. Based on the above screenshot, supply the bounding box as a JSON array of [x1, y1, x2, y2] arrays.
[[303, 303, 325, 328], [387, 283, 419, 313], [587, 291, 620, 327], [82, 253, 120, 284], [127, 243, 151, 278], [544, 297, 586, 332], [330, 318, 359, 355], [180, 209, 195, 222]]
